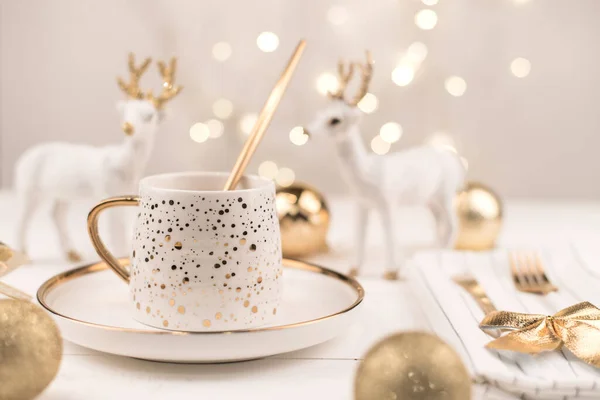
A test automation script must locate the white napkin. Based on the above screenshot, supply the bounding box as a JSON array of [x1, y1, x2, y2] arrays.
[[407, 247, 600, 400]]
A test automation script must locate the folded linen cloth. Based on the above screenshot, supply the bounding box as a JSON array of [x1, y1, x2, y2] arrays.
[[407, 247, 600, 400]]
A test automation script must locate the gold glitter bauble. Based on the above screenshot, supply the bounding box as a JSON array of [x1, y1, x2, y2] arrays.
[[0, 299, 62, 400], [355, 332, 471, 400], [455, 181, 503, 251], [276, 183, 330, 258]]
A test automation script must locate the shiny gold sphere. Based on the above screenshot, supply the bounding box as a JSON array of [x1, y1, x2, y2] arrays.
[[355, 332, 471, 400], [455, 181, 503, 251], [276, 183, 330, 258], [0, 299, 62, 400]]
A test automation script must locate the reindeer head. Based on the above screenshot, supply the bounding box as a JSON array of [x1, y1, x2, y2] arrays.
[[116, 53, 182, 136], [306, 51, 373, 141]]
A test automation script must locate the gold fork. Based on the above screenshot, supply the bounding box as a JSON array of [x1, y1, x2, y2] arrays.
[[509, 251, 558, 295]]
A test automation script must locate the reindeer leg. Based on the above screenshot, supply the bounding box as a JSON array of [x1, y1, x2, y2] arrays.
[[15, 192, 39, 256], [429, 198, 455, 248], [51, 201, 81, 262], [429, 202, 443, 247], [443, 196, 458, 248], [379, 200, 400, 280], [350, 204, 369, 277]]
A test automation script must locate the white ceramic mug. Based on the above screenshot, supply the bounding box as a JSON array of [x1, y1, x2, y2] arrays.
[[88, 171, 282, 331]]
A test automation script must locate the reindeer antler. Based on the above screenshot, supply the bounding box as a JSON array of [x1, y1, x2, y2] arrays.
[[146, 57, 183, 109], [327, 51, 374, 107], [117, 53, 152, 99], [349, 51, 374, 106], [328, 60, 354, 100]]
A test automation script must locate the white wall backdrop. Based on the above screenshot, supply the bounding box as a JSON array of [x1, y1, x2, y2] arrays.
[[1, 0, 599, 198]]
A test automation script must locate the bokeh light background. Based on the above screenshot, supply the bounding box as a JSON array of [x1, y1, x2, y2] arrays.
[[1, 0, 599, 197]]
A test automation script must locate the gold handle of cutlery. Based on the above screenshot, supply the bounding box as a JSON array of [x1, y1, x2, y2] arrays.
[[453, 275, 499, 337], [473, 295, 497, 315], [453, 276, 497, 314]]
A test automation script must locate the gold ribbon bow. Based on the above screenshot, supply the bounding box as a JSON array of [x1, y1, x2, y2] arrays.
[[480, 302, 600, 368]]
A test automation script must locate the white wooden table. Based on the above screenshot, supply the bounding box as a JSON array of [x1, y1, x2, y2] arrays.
[[2, 191, 600, 400]]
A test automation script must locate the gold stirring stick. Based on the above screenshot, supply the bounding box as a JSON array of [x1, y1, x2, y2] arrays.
[[0, 281, 32, 301], [223, 39, 307, 191]]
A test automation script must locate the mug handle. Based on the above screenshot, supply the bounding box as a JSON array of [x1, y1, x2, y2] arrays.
[[87, 195, 139, 283]]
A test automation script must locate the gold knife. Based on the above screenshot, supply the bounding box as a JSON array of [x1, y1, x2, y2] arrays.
[[453, 274, 497, 315]]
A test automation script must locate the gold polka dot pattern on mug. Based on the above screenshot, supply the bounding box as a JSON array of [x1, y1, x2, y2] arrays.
[[129, 191, 282, 331]]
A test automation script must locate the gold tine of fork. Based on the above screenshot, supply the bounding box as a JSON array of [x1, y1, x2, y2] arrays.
[[534, 253, 558, 294], [510, 252, 529, 292], [510, 251, 558, 295], [523, 252, 550, 294], [515, 251, 540, 294], [524, 253, 542, 288]]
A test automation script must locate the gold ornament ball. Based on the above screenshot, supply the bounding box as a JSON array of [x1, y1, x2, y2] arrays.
[[0, 299, 62, 400], [355, 332, 471, 400], [276, 183, 330, 258], [455, 181, 503, 251]]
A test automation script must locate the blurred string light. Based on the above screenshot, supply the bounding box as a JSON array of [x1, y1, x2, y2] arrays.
[[212, 42, 232, 62], [391, 66, 415, 87], [392, 42, 428, 87], [371, 135, 391, 155], [405, 42, 428, 63], [510, 57, 531, 78], [256, 32, 279, 53], [206, 119, 224, 138], [421, 0, 439, 5], [276, 168, 296, 187], [316, 72, 339, 96], [239, 113, 258, 135], [258, 161, 279, 179], [289, 126, 309, 146], [512, 0, 532, 4], [189, 123, 209, 143], [426, 131, 457, 153], [414, 9, 438, 30], [327, 5, 349, 25], [257, 162, 296, 187], [212, 99, 233, 119], [426, 132, 468, 170], [357, 93, 378, 113], [444, 76, 467, 97], [379, 122, 403, 143]]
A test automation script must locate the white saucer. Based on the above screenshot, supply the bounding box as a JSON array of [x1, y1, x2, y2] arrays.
[[37, 259, 364, 363]]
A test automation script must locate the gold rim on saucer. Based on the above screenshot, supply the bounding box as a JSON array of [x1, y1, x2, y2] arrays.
[[37, 258, 364, 335]]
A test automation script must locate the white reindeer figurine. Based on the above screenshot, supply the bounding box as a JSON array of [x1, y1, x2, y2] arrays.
[[14, 53, 182, 262], [306, 52, 465, 279]]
